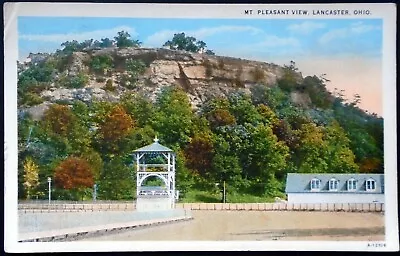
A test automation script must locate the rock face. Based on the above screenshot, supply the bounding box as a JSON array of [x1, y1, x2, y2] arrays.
[[29, 47, 303, 111]]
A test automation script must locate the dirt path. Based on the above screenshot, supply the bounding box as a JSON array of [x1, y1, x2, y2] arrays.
[[80, 211, 385, 241]]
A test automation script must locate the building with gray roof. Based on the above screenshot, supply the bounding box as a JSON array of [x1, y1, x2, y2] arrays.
[[285, 173, 384, 203]]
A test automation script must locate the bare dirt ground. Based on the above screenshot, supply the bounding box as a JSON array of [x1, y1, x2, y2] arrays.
[[80, 211, 385, 241]]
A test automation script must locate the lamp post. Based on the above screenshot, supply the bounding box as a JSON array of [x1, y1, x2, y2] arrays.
[[223, 180, 226, 204], [47, 177, 52, 204], [93, 184, 97, 202], [216, 182, 226, 203]]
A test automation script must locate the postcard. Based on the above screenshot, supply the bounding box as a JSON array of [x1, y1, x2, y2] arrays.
[[4, 2, 398, 252]]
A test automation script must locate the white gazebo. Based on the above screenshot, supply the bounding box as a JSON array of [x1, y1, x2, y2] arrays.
[[133, 137, 176, 211]]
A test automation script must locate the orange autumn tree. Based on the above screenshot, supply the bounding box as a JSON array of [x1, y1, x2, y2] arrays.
[[99, 105, 134, 143], [42, 104, 76, 136], [184, 132, 214, 176], [54, 156, 94, 192]]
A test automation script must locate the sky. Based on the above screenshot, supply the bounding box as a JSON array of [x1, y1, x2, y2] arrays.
[[18, 17, 383, 115]]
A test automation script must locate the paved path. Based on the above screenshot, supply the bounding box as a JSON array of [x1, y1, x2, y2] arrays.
[[19, 216, 193, 242], [18, 209, 191, 242]]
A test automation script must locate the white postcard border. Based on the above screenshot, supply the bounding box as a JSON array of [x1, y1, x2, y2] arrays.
[[4, 2, 398, 252]]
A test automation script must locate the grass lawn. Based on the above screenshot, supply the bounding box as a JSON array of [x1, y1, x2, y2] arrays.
[[179, 189, 276, 203]]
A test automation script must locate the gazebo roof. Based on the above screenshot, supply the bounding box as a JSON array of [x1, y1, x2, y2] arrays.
[[133, 137, 173, 153]]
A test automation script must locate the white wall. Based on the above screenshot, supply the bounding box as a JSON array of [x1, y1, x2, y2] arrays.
[[136, 197, 173, 211], [287, 193, 384, 204]]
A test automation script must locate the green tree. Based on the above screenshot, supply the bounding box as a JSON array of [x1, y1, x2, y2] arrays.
[[228, 93, 263, 125], [114, 31, 141, 48], [121, 93, 155, 127], [98, 158, 135, 200], [247, 124, 289, 195], [100, 38, 114, 48], [151, 87, 194, 147], [301, 75, 334, 109], [60, 40, 82, 54], [277, 61, 300, 92], [324, 121, 359, 173], [163, 32, 214, 54], [294, 123, 329, 173]]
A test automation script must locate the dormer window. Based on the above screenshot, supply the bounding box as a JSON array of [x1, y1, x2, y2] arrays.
[[347, 178, 357, 191], [329, 178, 339, 191], [310, 178, 321, 191], [366, 178, 376, 191]]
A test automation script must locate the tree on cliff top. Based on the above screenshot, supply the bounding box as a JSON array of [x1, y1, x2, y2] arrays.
[[163, 32, 215, 54], [114, 31, 142, 48]]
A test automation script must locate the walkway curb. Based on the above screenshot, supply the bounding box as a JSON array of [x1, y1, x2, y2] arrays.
[[19, 216, 193, 242]]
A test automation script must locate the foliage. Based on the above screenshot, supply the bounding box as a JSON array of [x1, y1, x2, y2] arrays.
[[54, 156, 94, 190], [122, 59, 147, 89], [58, 72, 89, 89], [300, 75, 334, 109], [104, 79, 115, 91], [19, 92, 44, 106], [114, 31, 141, 48], [60, 40, 85, 54], [98, 38, 114, 48], [257, 104, 279, 126], [292, 121, 359, 174], [17, 34, 384, 202], [90, 55, 114, 74], [99, 105, 135, 150], [18, 61, 56, 102], [203, 59, 214, 77], [277, 61, 300, 92], [163, 32, 214, 54], [23, 157, 40, 199], [151, 86, 194, 147], [121, 93, 154, 127], [228, 93, 262, 125], [206, 109, 236, 128], [184, 132, 214, 176], [81, 150, 103, 181], [97, 158, 135, 200], [250, 66, 265, 82], [41, 104, 76, 136]]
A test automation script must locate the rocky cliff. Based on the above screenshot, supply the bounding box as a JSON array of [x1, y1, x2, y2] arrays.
[[20, 47, 309, 119], [41, 47, 303, 105]]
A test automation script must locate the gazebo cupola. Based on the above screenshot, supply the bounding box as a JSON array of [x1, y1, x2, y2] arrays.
[[133, 136, 176, 211]]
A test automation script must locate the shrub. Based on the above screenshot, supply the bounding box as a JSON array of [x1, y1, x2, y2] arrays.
[[96, 76, 106, 83], [104, 79, 115, 91], [60, 72, 89, 89], [203, 59, 213, 77], [19, 92, 44, 106], [250, 66, 265, 82], [126, 59, 146, 74], [217, 58, 225, 69], [90, 55, 114, 74]]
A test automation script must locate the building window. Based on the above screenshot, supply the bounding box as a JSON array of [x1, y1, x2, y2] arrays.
[[329, 178, 339, 191], [366, 178, 376, 191], [347, 179, 357, 191], [310, 178, 321, 191]]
